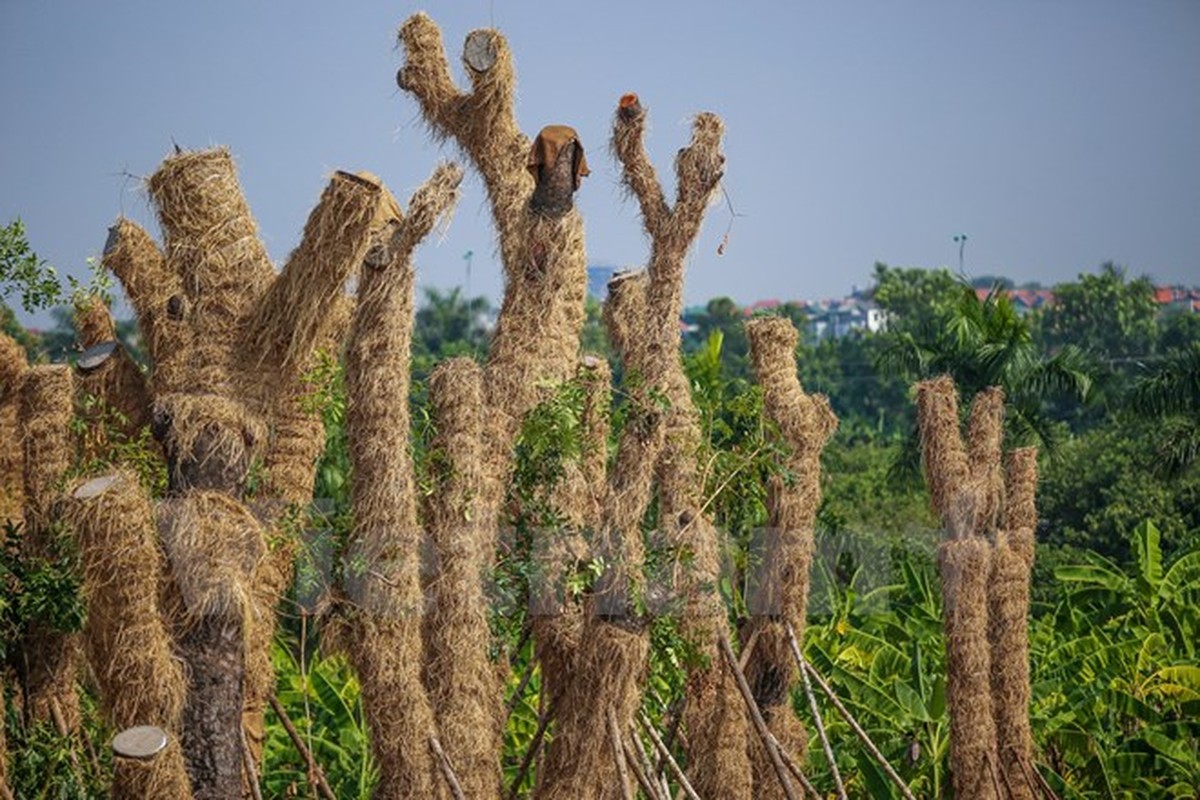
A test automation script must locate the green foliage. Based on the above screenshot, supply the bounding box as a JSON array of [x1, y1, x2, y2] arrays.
[[68, 393, 167, 497], [799, 332, 912, 439], [870, 262, 962, 332], [4, 719, 105, 799], [802, 553, 950, 796], [1038, 262, 1158, 362], [0, 219, 62, 313], [1034, 521, 1200, 797], [0, 220, 113, 320], [0, 522, 85, 663], [1039, 418, 1200, 562], [263, 637, 376, 799], [799, 525, 1200, 798], [817, 438, 937, 540], [1128, 341, 1200, 475]]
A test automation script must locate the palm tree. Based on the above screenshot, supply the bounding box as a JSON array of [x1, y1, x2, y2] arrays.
[[413, 287, 491, 361], [1128, 342, 1200, 475], [877, 283, 1094, 478]]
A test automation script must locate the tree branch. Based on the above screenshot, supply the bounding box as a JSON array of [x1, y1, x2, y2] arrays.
[[612, 93, 669, 239], [247, 171, 381, 370]]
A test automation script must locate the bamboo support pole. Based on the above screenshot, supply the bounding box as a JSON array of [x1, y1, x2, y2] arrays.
[[430, 736, 467, 800], [638, 712, 701, 800], [786, 624, 917, 800], [267, 696, 337, 800], [793, 640, 846, 800], [718, 636, 798, 800], [607, 709, 635, 800]]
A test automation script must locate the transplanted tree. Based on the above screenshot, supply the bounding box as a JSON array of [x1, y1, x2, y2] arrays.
[[879, 283, 1094, 460]]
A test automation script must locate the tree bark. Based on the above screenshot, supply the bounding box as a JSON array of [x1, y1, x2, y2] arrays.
[[179, 613, 245, 800]]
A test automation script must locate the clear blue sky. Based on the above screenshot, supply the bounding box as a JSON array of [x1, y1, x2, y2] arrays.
[[2, 1, 1198, 326]]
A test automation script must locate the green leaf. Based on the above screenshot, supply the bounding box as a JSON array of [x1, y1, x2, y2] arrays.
[[1134, 520, 1163, 593]]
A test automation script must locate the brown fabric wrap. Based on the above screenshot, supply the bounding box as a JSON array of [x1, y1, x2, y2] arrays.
[[527, 124, 590, 188]]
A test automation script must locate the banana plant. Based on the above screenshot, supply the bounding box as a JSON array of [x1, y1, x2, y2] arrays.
[[1033, 521, 1200, 798]]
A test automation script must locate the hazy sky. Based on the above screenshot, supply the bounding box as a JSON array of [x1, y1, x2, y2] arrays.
[[2, 1, 1198, 325]]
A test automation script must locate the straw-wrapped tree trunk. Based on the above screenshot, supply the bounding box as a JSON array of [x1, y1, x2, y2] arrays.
[[423, 357, 502, 798], [0, 332, 25, 800], [0, 332, 27, 525], [916, 376, 1038, 800], [397, 12, 593, 782], [62, 472, 190, 797], [17, 365, 82, 733], [335, 163, 463, 800], [397, 13, 590, 507], [100, 147, 387, 798], [536, 93, 729, 798], [608, 92, 753, 798], [744, 317, 838, 794], [989, 448, 1038, 799], [535, 272, 663, 800]]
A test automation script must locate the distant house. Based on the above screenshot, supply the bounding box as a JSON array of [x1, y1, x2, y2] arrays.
[[804, 294, 887, 340], [1153, 286, 1200, 314]]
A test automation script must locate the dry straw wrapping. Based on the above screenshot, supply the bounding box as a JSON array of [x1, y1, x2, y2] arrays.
[[111, 735, 192, 800], [101, 218, 191, 396], [991, 447, 1039, 798], [423, 358, 502, 800], [397, 13, 588, 545], [538, 623, 650, 800], [17, 365, 82, 730], [340, 168, 460, 800], [19, 365, 75, 530], [611, 95, 746, 797], [577, 355, 612, 532], [62, 473, 191, 797], [74, 296, 118, 346], [1003, 448, 1039, 551], [744, 317, 838, 791], [64, 473, 185, 727], [243, 171, 379, 373], [939, 537, 1000, 800], [915, 376, 970, 523], [966, 387, 1006, 537], [987, 529, 1035, 800], [73, 297, 153, 439], [147, 147, 275, 396], [157, 492, 264, 629], [0, 332, 28, 524], [538, 274, 667, 800]]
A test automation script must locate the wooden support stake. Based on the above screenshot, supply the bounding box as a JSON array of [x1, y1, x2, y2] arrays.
[[718, 635, 799, 800], [429, 736, 466, 800], [776, 741, 824, 800], [637, 711, 700, 800], [240, 724, 264, 800], [738, 625, 761, 673], [48, 697, 83, 779], [606, 709, 635, 800], [1026, 756, 1062, 800], [787, 623, 917, 800], [795, 639, 847, 799], [268, 695, 337, 800], [623, 729, 665, 800]]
